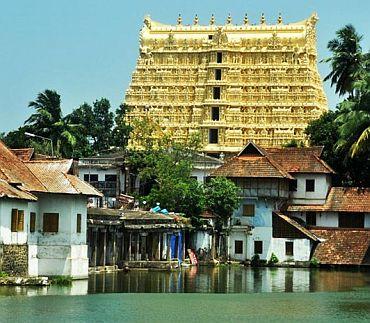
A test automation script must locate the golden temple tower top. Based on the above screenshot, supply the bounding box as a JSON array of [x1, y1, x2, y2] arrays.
[[125, 13, 328, 155]]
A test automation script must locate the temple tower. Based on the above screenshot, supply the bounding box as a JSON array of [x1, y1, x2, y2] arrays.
[[124, 13, 328, 154]]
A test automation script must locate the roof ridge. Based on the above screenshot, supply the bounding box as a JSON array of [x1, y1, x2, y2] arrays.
[[264, 154, 293, 179]]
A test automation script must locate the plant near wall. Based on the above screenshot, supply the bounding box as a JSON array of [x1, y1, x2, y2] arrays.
[[268, 253, 279, 266], [250, 254, 261, 267], [0, 271, 8, 278], [310, 257, 320, 268]]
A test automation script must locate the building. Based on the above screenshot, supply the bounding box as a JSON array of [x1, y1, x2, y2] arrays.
[[287, 187, 370, 265], [87, 208, 191, 269], [211, 141, 334, 263], [124, 13, 327, 155], [78, 153, 126, 208], [0, 141, 102, 278]]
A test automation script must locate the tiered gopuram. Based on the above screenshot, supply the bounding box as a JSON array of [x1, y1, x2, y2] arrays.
[[124, 13, 328, 154]]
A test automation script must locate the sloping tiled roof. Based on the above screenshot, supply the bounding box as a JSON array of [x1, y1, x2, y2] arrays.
[[265, 147, 334, 174], [10, 148, 35, 161], [0, 141, 45, 192], [274, 212, 320, 241], [26, 160, 102, 197], [311, 228, 370, 265], [211, 155, 293, 178], [287, 187, 370, 213], [211, 142, 332, 179], [0, 179, 37, 201]]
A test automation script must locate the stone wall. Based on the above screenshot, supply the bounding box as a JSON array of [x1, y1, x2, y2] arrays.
[[0, 244, 28, 276]]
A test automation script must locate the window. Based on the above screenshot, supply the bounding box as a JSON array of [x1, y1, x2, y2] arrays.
[[208, 35, 213, 40], [306, 179, 315, 192], [286, 241, 294, 256], [30, 212, 36, 233], [254, 241, 263, 254], [338, 212, 364, 228], [105, 174, 117, 182], [43, 213, 59, 233], [77, 214, 82, 233], [289, 179, 297, 192], [84, 174, 98, 182], [306, 212, 316, 226], [211, 107, 220, 121], [235, 240, 243, 254], [215, 69, 222, 80], [213, 87, 221, 100], [11, 209, 24, 232], [209, 129, 219, 144], [217, 52, 223, 63], [243, 204, 255, 216]]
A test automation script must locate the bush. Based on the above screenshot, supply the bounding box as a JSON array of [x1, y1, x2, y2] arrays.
[[0, 271, 8, 278], [310, 257, 320, 268], [268, 253, 279, 266], [51, 275, 73, 286], [250, 254, 261, 267]]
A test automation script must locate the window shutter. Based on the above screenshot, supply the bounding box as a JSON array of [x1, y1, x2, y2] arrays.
[[11, 209, 18, 232], [17, 210, 24, 232], [77, 214, 81, 233], [30, 212, 36, 233], [43, 213, 59, 233]]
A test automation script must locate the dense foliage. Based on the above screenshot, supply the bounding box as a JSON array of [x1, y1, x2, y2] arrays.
[[306, 24, 370, 187], [2, 90, 130, 157]]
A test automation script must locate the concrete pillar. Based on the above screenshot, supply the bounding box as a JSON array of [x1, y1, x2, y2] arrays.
[[157, 232, 161, 261], [211, 231, 216, 259], [167, 233, 172, 260], [102, 228, 107, 268], [136, 233, 140, 261], [93, 228, 98, 267], [121, 232, 125, 262], [113, 227, 117, 267], [128, 232, 132, 261]]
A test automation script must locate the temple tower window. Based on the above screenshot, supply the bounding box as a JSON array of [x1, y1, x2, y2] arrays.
[[211, 107, 220, 121], [213, 87, 221, 100], [217, 52, 223, 63], [215, 69, 222, 80], [209, 128, 219, 144]]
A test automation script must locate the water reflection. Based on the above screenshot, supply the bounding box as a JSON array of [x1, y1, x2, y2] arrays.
[[88, 266, 370, 294]]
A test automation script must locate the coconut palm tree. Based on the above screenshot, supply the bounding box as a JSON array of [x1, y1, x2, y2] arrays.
[[336, 73, 370, 157], [322, 24, 368, 97], [26, 89, 78, 157]]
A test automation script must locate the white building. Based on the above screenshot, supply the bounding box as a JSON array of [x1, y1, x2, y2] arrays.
[[0, 141, 102, 278], [211, 142, 334, 264], [78, 153, 126, 208]]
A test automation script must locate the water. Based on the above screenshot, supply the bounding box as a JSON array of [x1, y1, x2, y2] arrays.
[[0, 267, 369, 322]]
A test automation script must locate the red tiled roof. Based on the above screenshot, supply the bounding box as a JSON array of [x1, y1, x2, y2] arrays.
[[287, 187, 370, 213], [211, 155, 293, 178], [10, 148, 35, 161], [265, 147, 334, 174], [211, 142, 333, 179], [311, 228, 370, 265]]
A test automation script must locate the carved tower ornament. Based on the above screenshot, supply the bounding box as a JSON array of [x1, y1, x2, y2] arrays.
[[124, 14, 328, 153]]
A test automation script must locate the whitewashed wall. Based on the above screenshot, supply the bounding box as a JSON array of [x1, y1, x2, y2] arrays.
[[271, 238, 311, 262], [289, 173, 331, 205]]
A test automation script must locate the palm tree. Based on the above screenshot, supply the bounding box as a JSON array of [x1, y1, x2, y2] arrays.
[[322, 24, 367, 97], [336, 73, 370, 157], [26, 89, 78, 157]]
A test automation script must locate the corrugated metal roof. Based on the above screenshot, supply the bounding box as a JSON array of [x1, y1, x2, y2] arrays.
[[25, 160, 102, 197], [0, 179, 37, 201]]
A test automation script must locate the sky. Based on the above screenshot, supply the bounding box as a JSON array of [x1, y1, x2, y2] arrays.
[[0, 0, 369, 133]]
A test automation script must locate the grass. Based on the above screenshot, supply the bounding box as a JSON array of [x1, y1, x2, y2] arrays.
[[0, 271, 9, 278], [51, 275, 73, 286]]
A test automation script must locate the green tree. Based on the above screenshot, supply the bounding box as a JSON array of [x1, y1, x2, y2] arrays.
[[90, 98, 114, 152], [25, 90, 78, 157], [322, 24, 369, 97], [111, 103, 132, 148], [204, 177, 240, 227], [336, 73, 370, 157]]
